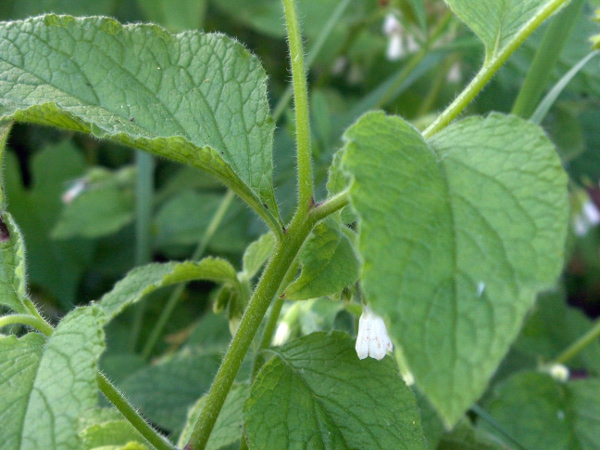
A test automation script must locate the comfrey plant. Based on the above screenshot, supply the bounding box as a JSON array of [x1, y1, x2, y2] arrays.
[[1, 0, 599, 449]]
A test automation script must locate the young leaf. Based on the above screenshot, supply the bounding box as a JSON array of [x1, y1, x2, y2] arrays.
[[80, 419, 149, 449], [483, 372, 600, 449], [99, 258, 240, 322], [0, 15, 281, 232], [177, 383, 248, 449], [244, 332, 427, 449], [240, 232, 275, 281], [342, 111, 568, 427], [0, 306, 106, 449], [445, 0, 562, 64], [284, 219, 360, 300]]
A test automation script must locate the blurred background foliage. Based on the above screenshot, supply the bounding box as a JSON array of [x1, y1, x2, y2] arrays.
[[1, 0, 600, 444]]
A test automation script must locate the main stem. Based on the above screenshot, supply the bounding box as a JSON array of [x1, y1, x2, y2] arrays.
[[186, 215, 316, 450], [283, 0, 314, 212]]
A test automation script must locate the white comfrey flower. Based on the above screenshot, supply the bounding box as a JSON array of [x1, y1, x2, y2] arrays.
[[546, 363, 570, 383], [355, 305, 393, 360], [574, 198, 600, 236], [383, 13, 404, 61]]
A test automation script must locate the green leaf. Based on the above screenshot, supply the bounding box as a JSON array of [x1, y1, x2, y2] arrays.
[[80, 419, 149, 449], [438, 419, 506, 450], [244, 332, 427, 449], [0, 213, 29, 314], [137, 0, 206, 32], [483, 372, 600, 449], [0, 306, 106, 449], [0, 0, 115, 20], [284, 219, 360, 300], [177, 383, 248, 449], [52, 185, 135, 239], [119, 348, 222, 433], [240, 232, 275, 281], [99, 258, 240, 322], [4, 142, 94, 306], [445, 0, 560, 63], [0, 15, 281, 232], [341, 111, 568, 426]]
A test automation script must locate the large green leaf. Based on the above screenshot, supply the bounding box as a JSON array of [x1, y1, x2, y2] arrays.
[[99, 258, 240, 322], [0, 15, 281, 231], [341, 111, 568, 426], [483, 372, 600, 449], [244, 332, 427, 449], [445, 0, 561, 63], [0, 306, 106, 449], [284, 219, 360, 300]]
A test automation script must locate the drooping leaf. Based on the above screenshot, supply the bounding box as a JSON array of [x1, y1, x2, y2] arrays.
[[99, 258, 240, 322], [244, 332, 427, 449], [4, 142, 94, 306], [0, 306, 106, 449], [119, 348, 222, 433], [445, 0, 562, 63], [284, 219, 360, 300], [342, 111, 568, 426], [177, 383, 248, 449], [483, 372, 600, 449], [0, 15, 281, 231]]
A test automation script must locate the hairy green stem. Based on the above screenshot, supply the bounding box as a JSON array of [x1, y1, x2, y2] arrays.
[[97, 372, 175, 450], [272, 0, 352, 122], [312, 189, 350, 221], [186, 214, 317, 450], [141, 190, 235, 359], [553, 316, 600, 365], [423, 0, 571, 138], [511, 0, 585, 118], [283, 0, 314, 213], [129, 150, 155, 352], [0, 314, 53, 337]]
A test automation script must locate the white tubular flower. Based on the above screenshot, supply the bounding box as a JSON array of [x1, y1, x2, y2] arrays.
[[355, 305, 393, 360]]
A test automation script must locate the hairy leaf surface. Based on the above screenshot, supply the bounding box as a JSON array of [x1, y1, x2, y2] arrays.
[[245, 332, 427, 449], [0, 15, 280, 230], [342, 111, 568, 426]]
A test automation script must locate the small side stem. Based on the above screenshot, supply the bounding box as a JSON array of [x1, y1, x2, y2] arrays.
[[552, 317, 600, 365], [283, 0, 314, 213], [311, 189, 350, 222], [97, 372, 175, 450], [141, 190, 235, 359], [423, 0, 570, 138], [0, 314, 53, 337]]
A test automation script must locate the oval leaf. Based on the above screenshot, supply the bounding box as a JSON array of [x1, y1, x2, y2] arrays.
[[244, 332, 427, 449], [342, 111, 568, 426], [0, 15, 281, 231]]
